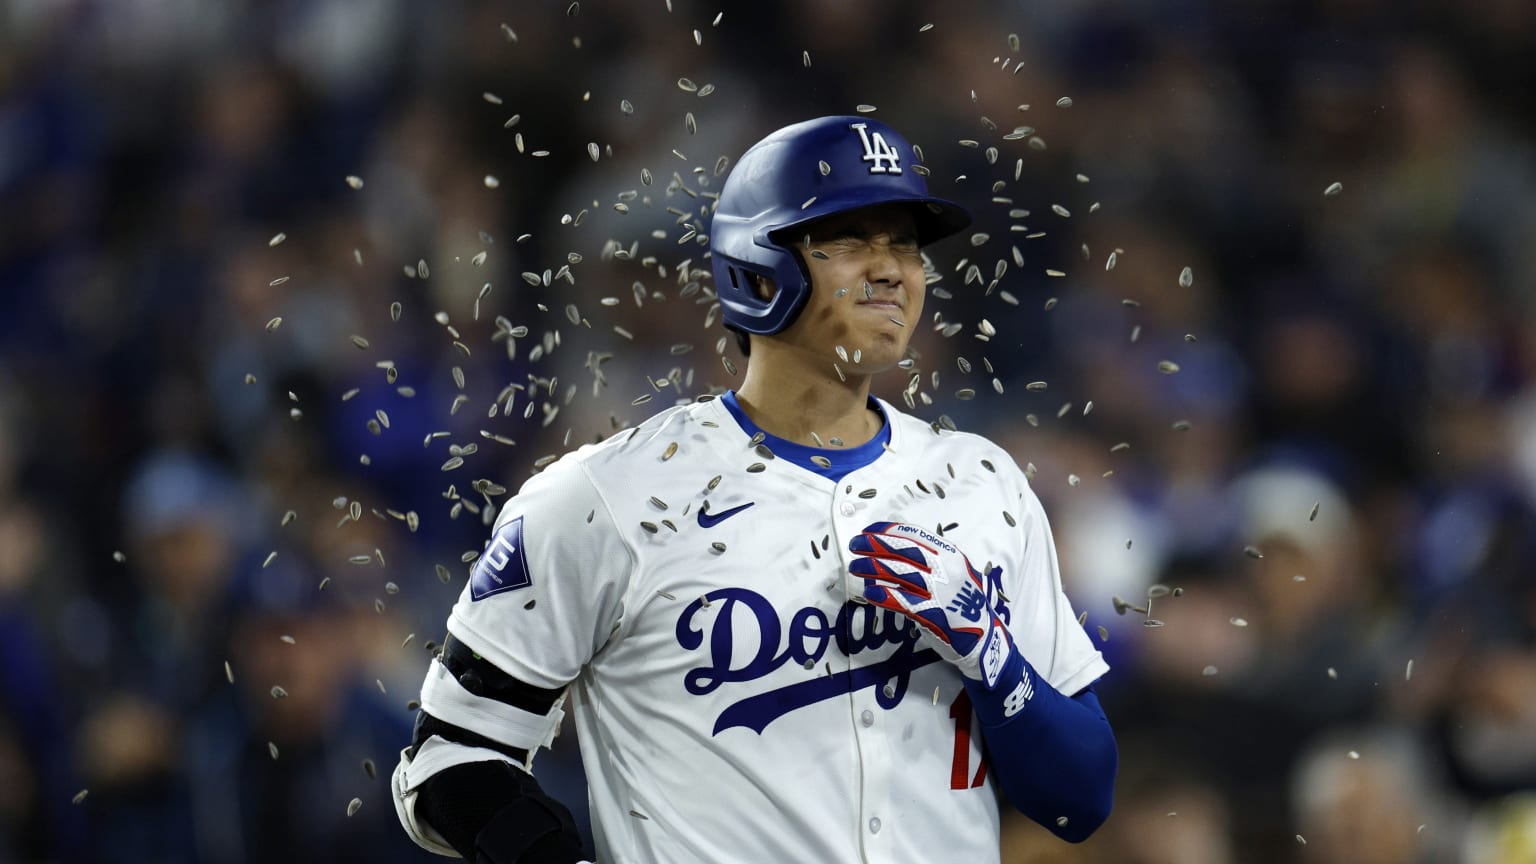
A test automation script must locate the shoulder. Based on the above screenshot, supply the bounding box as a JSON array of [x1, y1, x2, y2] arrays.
[[515, 400, 712, 502], [878, 399, 1024, 473], [529, 401, 697, 475]]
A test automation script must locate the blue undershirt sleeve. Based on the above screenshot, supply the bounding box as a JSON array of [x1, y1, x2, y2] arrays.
[[963, 652, 1117, 842]]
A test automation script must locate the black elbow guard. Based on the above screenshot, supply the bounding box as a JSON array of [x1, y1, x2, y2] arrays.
[[417, 760, 583, 864]]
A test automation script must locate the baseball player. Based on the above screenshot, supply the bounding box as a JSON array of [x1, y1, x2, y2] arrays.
[[393, 116, 1117, 863]]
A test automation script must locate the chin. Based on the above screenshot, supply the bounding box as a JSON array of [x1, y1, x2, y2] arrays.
[[846, 343, 905, 374]]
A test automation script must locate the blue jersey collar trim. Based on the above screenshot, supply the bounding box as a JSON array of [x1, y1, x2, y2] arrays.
[[718, 390, 890, 483]]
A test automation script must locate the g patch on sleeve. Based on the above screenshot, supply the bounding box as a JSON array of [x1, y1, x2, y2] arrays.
[[469, 515, 533, 601]]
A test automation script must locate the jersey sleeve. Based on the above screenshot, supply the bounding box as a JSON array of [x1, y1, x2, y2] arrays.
[[446, 456, 634, 690], [1004, 478, 1110, 697]]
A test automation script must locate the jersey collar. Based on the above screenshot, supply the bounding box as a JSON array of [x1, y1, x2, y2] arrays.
[[717, 390, 891, 483]]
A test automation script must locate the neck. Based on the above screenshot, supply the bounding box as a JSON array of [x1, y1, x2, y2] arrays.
[[734, 340, 883, 447]]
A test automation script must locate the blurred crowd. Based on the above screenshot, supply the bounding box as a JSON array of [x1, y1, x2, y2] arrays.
[[2, 0, 1535, 861]]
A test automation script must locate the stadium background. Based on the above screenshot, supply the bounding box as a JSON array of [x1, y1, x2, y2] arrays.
[[2, 0, 1534, 861]]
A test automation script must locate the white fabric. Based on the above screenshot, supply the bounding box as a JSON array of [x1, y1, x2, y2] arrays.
[[435, 396, 1109, 863], [418, 657, 566, 754], [392, 735, 529, 858]]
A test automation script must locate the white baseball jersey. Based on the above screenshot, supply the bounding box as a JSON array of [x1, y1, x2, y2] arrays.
[[441, 392, 1108, 863]]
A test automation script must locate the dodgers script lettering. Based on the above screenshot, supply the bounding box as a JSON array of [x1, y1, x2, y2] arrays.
[[676, 588, 940, 735]]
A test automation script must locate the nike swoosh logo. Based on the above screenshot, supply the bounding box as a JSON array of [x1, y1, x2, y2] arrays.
[[697, 501, 755, 528]]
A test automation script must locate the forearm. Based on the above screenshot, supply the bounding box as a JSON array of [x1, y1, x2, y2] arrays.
[[413, 748, 584, 863], [965, 653, 1117, 842]]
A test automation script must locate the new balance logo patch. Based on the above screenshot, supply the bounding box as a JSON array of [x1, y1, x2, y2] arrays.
[[947, 583, 987, 622], [1002, 675, 1034, 718]]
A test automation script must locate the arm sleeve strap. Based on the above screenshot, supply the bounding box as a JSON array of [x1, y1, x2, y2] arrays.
[[419, 656, 565, 756], [394, 635, 574, 858]]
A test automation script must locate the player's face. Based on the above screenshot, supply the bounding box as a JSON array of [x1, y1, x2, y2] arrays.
[[775, 204, 925, 373]]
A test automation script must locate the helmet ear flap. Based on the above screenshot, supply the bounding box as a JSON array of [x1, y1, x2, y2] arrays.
[[714, 246, 812, 336]]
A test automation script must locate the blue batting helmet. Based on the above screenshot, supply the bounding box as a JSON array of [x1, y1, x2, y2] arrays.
[[709, 116, 972, 336]]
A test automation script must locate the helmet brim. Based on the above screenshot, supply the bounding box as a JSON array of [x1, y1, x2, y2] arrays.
[[765, 189, 973, 249]]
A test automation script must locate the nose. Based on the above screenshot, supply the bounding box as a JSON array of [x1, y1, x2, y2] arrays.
[[863, 237, 905, 287]]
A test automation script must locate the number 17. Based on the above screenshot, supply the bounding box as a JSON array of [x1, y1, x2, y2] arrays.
[[949, 690, 988, 790]]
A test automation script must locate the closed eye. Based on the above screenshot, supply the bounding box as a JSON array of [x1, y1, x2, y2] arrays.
[[823, 232, 918, 251]]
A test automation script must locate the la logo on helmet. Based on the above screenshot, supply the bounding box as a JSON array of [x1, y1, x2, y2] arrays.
[[851, 123, 902, 175]]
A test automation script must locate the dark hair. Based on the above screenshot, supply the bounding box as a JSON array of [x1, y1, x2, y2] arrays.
[[734, 329, 751, 357]]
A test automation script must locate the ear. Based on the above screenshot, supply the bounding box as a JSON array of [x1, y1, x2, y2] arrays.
[[751, 274, 776, 302]]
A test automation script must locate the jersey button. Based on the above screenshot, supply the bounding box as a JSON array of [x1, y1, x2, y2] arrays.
[[868, 817, 882, 835], [839, 501, 856, 517], [860, 709, 874, 727]]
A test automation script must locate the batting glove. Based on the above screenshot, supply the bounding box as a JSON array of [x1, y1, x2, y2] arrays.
[[847, 521, 1014, 688]]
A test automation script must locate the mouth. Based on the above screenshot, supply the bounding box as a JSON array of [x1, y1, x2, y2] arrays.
[[856, 298, 903, 310]]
